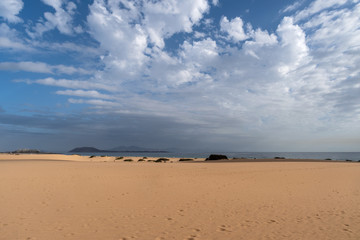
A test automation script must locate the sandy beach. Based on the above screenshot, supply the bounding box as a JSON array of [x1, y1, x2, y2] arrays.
[[0, 154, 359, 240]]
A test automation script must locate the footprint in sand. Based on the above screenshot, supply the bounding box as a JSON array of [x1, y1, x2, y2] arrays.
[[217, 224, 232, 232], [185, 235, 198, 240]]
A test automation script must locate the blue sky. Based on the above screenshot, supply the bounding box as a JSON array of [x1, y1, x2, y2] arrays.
[[0, 0, 360, 152]]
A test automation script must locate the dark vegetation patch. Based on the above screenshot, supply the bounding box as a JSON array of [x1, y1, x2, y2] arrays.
[[155, 158, 170, 162], [179, 158, 193, 161]]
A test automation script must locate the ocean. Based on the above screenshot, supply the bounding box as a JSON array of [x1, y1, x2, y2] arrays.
[[66, 152, 360, 161]]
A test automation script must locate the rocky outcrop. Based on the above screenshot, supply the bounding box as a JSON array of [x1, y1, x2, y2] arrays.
[[205, 154, 228, 161]]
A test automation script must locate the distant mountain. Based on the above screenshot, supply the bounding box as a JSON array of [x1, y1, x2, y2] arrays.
[[69, 146, 168, 153], [69, 147, 106, 153]]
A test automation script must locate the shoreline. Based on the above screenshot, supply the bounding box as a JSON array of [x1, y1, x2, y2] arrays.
[[0, 153, 359, 163]]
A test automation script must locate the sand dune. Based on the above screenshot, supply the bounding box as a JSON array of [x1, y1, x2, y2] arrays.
[[0, 154, 359, 239], [0, 153, 203, 163]]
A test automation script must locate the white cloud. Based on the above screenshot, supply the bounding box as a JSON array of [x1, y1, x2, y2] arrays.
[[173, 38, 218, 84], [294, 0, 350, 21], [31, 41, 102, 56], [145, 3, 359, 149], [220, 16, 249, 42], [82, 3, 311, 128], [0, 37, 27, 50], [28, 0, 80, 37], [53, 64, 91, 75], [281, 1, 304, 13], [0, 0, 23, 23], [87, 0, 148, 79], [68, 98, 119, 108], [0, 61, 91, 75], [143, 0, 209, 48], [0, 23, 28, 50], [243, 29, 278, 59], [87, 0, 211, 81], [194, 31, 206, 38], [41, 0, 62, 9], [56, 89, 113, 99], [212, 0, 219, 6], [0, 61, 52, 73], [71, 2, 360, 143], [301, 2, 360, 115], [181, 38, 218, 62], [252, 29, 278, 46], [32, 77, 116, 92], [143, 38, 218, 88], [276, 17, 309, 75]]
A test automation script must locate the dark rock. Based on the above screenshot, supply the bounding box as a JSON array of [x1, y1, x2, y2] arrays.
[[205, 154, 228, 161]]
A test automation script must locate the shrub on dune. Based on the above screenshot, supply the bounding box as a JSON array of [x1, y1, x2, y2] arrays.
[[179, 158, 193, 161], [155, 158, 169, 163]]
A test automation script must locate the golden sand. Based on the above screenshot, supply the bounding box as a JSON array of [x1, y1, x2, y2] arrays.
[[0, 154, 359, 240]]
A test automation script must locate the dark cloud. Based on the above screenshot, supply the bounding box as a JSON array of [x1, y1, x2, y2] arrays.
[[0, 111, 248, 152]]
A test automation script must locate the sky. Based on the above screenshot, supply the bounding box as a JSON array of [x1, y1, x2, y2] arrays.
[[0, 0, 360, 152]]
